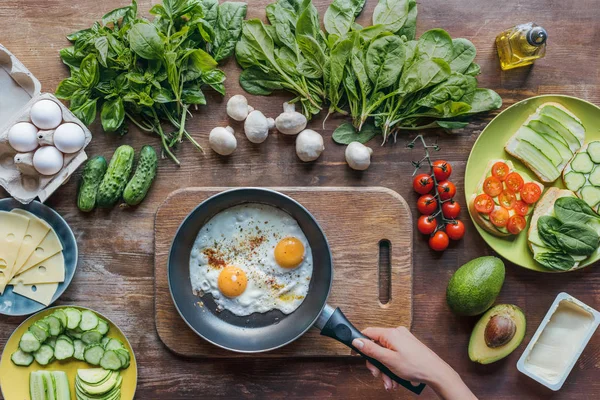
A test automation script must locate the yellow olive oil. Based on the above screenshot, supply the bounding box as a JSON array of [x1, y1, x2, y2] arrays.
[[496, 23, 547, 70]]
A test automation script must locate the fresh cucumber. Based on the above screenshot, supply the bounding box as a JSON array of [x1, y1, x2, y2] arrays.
[[537, 114, 580, 152], [79, 310, 99, 331], [96, 319, 109, 335], [514, 139, 560, 180], [29, 321, 50, 342], [19, 331, 41, 353], [540, 105, 585, 142], [516, 126, 562, 166], [45, 337, 57, 348], [587, 141, 600, 163], [528, 120, 568, 146], [77, 156, 108, 212], [82, 330, 103, 345], [564, 171, 587, 192], [589, 165, 600, 186], [45, 315, 63, 336], [52, 371, 71, 400], [100, 350, 123, 370], [52, 310, 68, 328], [74, 339, 86, 361], [571, 152, 594, 173], [34, 344, 55, 365], [104, 338, 124, 351], [84, 344, 105, 365], [580, 186, 600, 208], [55, 337, 75, 360], [11, 349, 34, 366], [123, 145, 158, 206], [65, 308, 82, 329], [29, 371, 46, 400], [97, 145, 135, 208]]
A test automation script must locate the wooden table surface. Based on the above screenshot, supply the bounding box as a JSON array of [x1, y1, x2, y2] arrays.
[[1, 0, 599, 399]]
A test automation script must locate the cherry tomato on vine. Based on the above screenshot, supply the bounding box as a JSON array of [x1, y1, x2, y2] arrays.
[[446, 220, 465, 240], [507, 215, 527, 235], [474, 194, 495, 214], [490, 207, 509, 228], [513, 200, 529, 216], [442, 200, 461, 219], [432, 160, 452, 181], [417, 194, 438, 215], [483, 176, 503, 197], [429, 231, 449, 251], [417, 215, 437, 235], [437, 181, 456, 200], [521, 182, 542, 204], [413, 174, 434, 195], [491, 161, 510, 181], [505, 172, 524, 192]]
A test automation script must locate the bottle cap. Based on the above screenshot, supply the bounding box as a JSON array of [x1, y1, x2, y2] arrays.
[[527, 26, 547, 46]]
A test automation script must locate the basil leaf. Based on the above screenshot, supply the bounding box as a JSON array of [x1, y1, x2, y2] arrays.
[[100, 98, 125, 132], [95, 36, 109, 67], [55, 78, 80, 100], [73, 98, 98, 126], [128, 23, 164, 60], [182, 85, 207, 105], [79, 54, 100, 88], [333, 122, 380, 145], [188, 49, 218, 72]]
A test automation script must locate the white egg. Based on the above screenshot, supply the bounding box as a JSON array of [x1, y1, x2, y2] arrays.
[[30, 99, 63, 130], [53, 123, 86, 153], [8, 122, 39, 152], [33, 146, 64, 175], [190, 204, 313, 316]]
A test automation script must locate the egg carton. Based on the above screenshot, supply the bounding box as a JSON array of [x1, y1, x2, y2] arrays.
[[0, 44, 92, 204]]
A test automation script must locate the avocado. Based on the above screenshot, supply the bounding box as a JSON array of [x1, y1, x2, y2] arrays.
[[446, 256, 505, 316], [468, 304, 526, 364]]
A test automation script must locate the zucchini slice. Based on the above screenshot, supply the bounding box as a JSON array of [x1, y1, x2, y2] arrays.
[[588, 141, 600, 163], [580, 186, 600, 208], [34, 344, 55, 366], [589, 165, 600, 187], [564, 171, 587, 192], [571, 152, 594, 173], [11, 349, 34, 366]]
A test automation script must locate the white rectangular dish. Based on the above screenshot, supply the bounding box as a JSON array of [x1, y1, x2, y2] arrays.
[[517, 292, 600, 391]]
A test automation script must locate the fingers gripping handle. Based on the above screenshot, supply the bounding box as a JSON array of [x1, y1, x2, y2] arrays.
[[319, 307, 426, 395]]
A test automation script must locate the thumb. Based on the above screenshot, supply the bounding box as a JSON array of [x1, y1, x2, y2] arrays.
[[352, 337, 394, 364]]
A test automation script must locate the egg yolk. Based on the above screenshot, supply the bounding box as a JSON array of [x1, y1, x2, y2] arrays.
[[274, 237, 305, 268], [218, 266, 247, 298]]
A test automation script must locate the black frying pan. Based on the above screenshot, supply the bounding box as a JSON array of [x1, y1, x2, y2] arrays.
[[168, 188, 425, 395]]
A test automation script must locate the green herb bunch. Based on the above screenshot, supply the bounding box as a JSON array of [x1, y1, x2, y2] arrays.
[[56, 0, 247, 164], [235, 0, 502, 143]]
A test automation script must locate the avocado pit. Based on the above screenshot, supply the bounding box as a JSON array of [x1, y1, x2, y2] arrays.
[[484, 314, 517, 348]]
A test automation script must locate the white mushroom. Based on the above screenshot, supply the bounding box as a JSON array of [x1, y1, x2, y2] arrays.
[[244, 110, 274, 144], [345, 142, 373, 171], [275, 102, 307, 135], [209, 126, 237, 156], [295, 129, 324, 162], [227, 95, 254, 121]]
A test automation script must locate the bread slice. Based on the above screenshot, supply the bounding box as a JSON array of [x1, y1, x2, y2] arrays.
[[470, 159, 544, 237]]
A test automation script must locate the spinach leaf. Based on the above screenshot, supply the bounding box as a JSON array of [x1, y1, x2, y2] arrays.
[[534, 252, 576, 271], [101, 98, 125, 132], [449, 38, 476, 74], [538, 216, 563, 250], [373, 0, 410, 33], [464, 62, 481, 76], [554, 197, 600, 226], [128, 23, 164, 60], [324, 0, 366, 37], [239, 67, 284, 95], [366, 34, 405, 90], [416, 73, 474, 108], [556, 223, 599, 256], [465, 89, 502, 114], [212, 2, 248, 62], [400, 58, 451, 94], [333, 121, 380, 144], [396, 0, 417, 40], [435, 120, 469, 130], [199, 0, 219, 26], [416, 29, 453, 63]]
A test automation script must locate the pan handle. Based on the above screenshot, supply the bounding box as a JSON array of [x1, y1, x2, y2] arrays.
[[318, 306, 426, 395]]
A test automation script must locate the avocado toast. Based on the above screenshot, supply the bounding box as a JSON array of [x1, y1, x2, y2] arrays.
[[470, 159, 544, 237]]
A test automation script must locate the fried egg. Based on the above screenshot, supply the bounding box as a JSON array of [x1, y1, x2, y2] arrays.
[[189, 204, 313, 316]]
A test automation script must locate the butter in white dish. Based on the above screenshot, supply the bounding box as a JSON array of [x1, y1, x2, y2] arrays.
[[517, 293, 600, 391]]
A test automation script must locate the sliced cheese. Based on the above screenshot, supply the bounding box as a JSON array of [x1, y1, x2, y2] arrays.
[[10, 252, 65, 285], [9, 209, 51, 281], [11, 282, 58, 306], [0, 211, 30, 294], [16, 228, 63, 276]]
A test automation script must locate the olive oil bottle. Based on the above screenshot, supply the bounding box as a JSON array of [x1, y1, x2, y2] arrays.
[[496, 23, 547, 70]]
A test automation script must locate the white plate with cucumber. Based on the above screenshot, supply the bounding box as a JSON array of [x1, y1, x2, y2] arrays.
[[0, 305, 137, 399], [466, 95, 600, 272]]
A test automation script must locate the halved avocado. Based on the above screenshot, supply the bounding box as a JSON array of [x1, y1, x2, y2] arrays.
[[468, 304, 526, 364]]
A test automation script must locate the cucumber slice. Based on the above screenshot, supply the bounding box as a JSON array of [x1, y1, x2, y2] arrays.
[[96, 319, 109, 335], [74, 339, 86, 361], [79, 310, 99, 331], [571, 152, 594, 173], [564, 171, 587, 192], [65, 308, 82, 329], [52, 310, 68, 328], [101, 336, 111, 348], [29, 371, 46, 400], [82, 330, 103, 345], [100, 350, 123, 371], [34, 344, 55, 366], [19, 331, 41, 353], [540, 105, 585, 143], [587, 141, 600, 163], [589, 165, 600, 187], [11, 349, 34, 366], [52, 371, 71, 400], [84, 344, 105, 365], [537, 114, 580, 152], [514, 139, 560, 181], [29, 321, 49, 342], [540, 133, 573, 163], [528, 120, 569, 146], [104, 338, 124, 351], [114, 348, 131, 369], [41, 371, 56, 400], [57, 334, 73, 344], [45, 315, 63, 336], [67, 329, 83, 339], [517, 126, 562, 166], [45, 337, 57, 348], [55, 338, 75, 360], [580, 186, 600, 208]]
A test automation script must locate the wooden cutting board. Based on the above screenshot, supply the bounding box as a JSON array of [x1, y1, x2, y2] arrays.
[[154, 187, 413, 358]]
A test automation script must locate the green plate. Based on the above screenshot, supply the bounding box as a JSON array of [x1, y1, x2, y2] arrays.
[[465, 95, 600, 272]]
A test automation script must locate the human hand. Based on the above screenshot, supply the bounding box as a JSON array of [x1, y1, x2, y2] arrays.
[[352, 326, 476, 399]]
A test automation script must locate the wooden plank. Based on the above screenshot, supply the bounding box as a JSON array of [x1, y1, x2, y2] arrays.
[[155, 187, 413, 357]]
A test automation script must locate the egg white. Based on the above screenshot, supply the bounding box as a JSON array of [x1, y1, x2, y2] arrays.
[[189, 204, 313, 316]]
